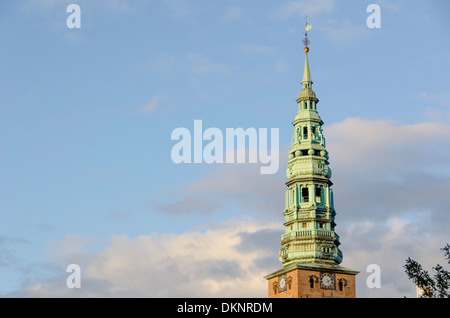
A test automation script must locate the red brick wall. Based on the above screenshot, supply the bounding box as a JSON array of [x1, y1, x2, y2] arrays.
[[267, 268, 356, 298]]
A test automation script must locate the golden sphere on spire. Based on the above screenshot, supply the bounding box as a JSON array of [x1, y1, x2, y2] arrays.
[[304, 47, 309, 53]]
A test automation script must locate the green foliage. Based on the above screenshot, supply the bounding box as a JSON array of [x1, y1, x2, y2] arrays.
[[404, 244, 450, 298]]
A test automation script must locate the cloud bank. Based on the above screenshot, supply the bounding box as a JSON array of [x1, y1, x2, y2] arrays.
[[4, 116, 449, 298]]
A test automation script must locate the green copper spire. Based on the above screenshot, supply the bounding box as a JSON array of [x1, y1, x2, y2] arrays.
[[301, 49, 312, 88], [264, 21, 359, 297], [279, 25, 343, 268]]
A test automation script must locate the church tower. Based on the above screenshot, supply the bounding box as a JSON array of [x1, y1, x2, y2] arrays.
[[264, 21, 359, 298]]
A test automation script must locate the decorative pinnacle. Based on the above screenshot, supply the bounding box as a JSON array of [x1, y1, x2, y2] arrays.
[[303, 15, 312, 53]]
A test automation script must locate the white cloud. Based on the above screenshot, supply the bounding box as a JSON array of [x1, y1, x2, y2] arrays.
[[45, 234, 99, 264], [8, 214, 447, 298], [137, 95, 165, 114], [419, 92, 450, 123], [322, 118, 449, 297], [6, 117, 450, 298], [340, 216, 448, 298], [326, 118, 450, 223], [326, 118, 450, 175], [7, 219, 282, 297], [150, 198, 220, 217], [151, 161, 286, 219], [419, 91, 450, 107], [158, 116, 450, 222], [222, 7, 243, 22], [0, 235, 30, 268], [150, 116, 450, 297]]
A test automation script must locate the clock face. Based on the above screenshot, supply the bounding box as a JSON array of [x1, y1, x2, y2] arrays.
[[278, 275, 287, 293], [320, 272, 335, 290], [322, 275, 332, 286]]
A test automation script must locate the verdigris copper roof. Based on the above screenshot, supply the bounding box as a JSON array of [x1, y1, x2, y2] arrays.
[[297, 87, 318, 102]]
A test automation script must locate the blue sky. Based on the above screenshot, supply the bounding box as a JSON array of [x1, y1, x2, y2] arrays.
[[1, 0, 449, 297]]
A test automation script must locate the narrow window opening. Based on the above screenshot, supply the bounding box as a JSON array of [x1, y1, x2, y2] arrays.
[[303, 127, 308, 139], [302, 188, 309, 203], [315, 187, 322, 203], [309, 277, 314, 288], [338, 281, 343, 291]]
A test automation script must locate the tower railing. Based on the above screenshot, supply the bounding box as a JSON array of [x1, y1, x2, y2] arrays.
[[281, 229, 338, 241]]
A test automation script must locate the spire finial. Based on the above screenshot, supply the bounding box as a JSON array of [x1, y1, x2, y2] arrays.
[[301, 16, 312, 88], [303, 15, 312, 53]]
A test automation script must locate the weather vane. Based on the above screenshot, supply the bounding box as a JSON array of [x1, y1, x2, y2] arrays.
[[303, 15, 312, 52]]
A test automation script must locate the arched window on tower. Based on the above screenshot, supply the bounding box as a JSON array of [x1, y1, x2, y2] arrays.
[[302, 188, 309, 203], [303, 127, 308, 139], [315, 186, 322, 204], [338, 278, 347, 292], [309, 275, 318, 288]]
